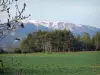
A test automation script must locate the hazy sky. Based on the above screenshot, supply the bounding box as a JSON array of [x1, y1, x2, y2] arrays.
[[0, 0, 100, 28]]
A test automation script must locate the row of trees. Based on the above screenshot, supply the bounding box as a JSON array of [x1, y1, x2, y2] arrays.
[[19, 30, 100, 53]]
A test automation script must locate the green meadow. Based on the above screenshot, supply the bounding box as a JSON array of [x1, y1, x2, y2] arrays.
[[0, 51, 100, 75]]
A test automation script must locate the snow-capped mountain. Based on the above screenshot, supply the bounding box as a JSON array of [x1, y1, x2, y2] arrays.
[[22, 20, 100, 36], [0, 20, 100, 48]]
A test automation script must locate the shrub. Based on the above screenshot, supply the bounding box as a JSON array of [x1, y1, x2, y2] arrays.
[[14, 48, 22, 53]]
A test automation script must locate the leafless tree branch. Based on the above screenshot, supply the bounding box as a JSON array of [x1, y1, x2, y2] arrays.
[[0, 0, 30, 41]]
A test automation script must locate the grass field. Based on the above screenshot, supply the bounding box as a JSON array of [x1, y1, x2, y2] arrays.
[[0, 51, 100, 75]]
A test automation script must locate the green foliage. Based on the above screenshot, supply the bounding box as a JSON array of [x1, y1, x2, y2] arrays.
[[19, 30, 100, 53], [80, 33, 92, 50], [92, 32, 100, 50], [0, 60, 4, 74], [20, 30, 76, 52], [14, 48, 22, 53], [0, 60, 8, 74], [20, 35, 36, 53]]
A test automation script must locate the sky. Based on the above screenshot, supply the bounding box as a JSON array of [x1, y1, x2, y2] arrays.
[[0, 0, 100, 28]]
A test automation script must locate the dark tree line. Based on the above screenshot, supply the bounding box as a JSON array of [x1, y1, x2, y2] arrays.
[[19, 30, 100, 53]]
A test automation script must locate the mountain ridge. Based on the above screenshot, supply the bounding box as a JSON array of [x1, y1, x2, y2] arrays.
[[22, 20, 99, 28], [0, 20, 100, 48], [22, 20, 100, 36]]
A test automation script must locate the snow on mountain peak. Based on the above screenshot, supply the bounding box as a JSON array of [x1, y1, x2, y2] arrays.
[[22, 20, 37, 24], [76, 24, 83, 27], [21, 20, 100, 36]]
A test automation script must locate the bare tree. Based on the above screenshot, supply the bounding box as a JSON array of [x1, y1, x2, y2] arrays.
[[0, 0, 30, 41]]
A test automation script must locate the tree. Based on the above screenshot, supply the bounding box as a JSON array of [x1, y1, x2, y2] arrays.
[[14, 48, 21, 53], [0, 0, 13, 12], [20, 38, 30, 53], [20, 33, 39, 53], [80, 33, 92, 51], [0, 0, 30, 41], [93, 32, 100, 50]]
